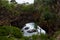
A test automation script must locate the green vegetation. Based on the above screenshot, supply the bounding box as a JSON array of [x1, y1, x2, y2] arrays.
[[0, 36, 15, 40], [0, 26, 22, 38], [0, 0, 60, 40], [0, 26, 60, 40]]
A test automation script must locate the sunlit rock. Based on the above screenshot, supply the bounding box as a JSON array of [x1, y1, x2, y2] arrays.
[[22, 22, 46, 37]]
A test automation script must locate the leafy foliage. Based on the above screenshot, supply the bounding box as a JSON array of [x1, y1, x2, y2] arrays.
[[0, 26, 22, 38], [0, 25, 58, 40], [0, 0, 60, 40], [20, 4, 35, 12], [0, 36, 15, 40]]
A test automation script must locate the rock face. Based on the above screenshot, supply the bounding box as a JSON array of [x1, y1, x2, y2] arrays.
[[10, 12, 40, 28], [0, 6, 55, 35], [56, 35, 60, 40], [22, 22, 46, 37], [1, 0, 60, 35]]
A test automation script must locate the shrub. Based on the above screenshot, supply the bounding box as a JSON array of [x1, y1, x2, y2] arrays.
[[31, 34, 55, 40], [23, 37, 30, 40], [0, 36, 9, 40], [0, 36, 15, 40], [0, 26, 22, 38], [39, 34, 48, 40], [32, 35, 39, 40], [0, 26, 10, 36], [9, 26, 23, 38]]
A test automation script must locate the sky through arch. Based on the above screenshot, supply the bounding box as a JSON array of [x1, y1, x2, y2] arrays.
[[9, 0, 34, 4]]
